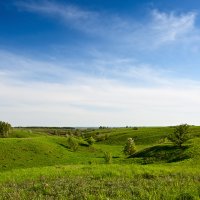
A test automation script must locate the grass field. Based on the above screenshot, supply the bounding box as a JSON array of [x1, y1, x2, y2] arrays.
[[0, 126, 200, 199]]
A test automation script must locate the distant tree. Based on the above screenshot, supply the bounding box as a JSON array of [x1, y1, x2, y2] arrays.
[[87, 136, 95, 146], [168, 124, 190, 148], [99, 126, 107, 129], [123, 138, 136, 156], [0, 121, 12, 138]]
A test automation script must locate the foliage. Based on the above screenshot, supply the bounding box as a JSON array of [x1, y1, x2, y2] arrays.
[[67, 137, 79, 151], [95, 134, 108, 142], [0, 121, 12, 138], [103, 151, 112, 164], [123, 138, 136, 156], [168, 124, 190, 148], [87, 136, 95, 146]]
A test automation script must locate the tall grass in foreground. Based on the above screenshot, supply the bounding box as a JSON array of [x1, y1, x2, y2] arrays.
[[0, 164, 199, 200]]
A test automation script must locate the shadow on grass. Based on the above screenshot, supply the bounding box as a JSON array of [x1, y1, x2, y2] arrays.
[[130, 145, 190, 163], [57, 142, 89, 149], [57, 143, 68, 149]]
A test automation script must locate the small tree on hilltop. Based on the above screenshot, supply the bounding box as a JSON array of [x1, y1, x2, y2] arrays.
[[123, 138, 136, 156], [0, 121, 12, 138], [168, 124, 190, 148]]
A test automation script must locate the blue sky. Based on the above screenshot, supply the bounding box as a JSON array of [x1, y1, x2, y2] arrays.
[[1, 0, 200, 126]]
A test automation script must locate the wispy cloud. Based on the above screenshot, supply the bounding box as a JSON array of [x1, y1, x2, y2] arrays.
[[17, 0, 93, 20], [0, 49, 186, 87], [150, 10, 197, 45], [1, 49, 200, 88], [0, 50, 84, 84], [16, 0, 102, 34], [16, 1, 200, 50]]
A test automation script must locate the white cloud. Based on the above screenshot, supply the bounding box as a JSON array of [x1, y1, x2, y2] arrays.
[[1, 50, 200, 126], [1, 72, 200, 126], [151, 10, 197, 45]]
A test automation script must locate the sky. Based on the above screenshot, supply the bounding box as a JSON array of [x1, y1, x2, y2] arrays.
[[1, 0, 200, 127]]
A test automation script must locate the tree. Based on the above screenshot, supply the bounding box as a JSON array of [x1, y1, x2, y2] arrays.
[[168, 124, 190, 148], [123, 138, 136, 156], [0, 121, 12, 138]]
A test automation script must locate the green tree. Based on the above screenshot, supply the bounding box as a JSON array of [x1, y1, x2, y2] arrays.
[[123, 138, 136, 156], [0, 121, 12, 138], [168, 124, 190, 148]]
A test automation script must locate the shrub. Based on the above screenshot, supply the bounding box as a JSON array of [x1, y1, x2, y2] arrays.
[[67, 137, 79, 151], [95, 134, 106, 142], [168, 124, 190, 148], [0, 121, 12, 138], [103, 152, 112, 164], [87, 136, 95, 146], [123, 138, 136, 156]]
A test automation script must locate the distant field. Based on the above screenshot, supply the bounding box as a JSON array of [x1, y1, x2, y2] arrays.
[[0, 126, 200, 199]]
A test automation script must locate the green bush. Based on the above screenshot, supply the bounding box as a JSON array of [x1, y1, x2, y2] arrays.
[[67, 137, 79, 151], [103, 152, 112, 164], [87, 136, 95, 146]]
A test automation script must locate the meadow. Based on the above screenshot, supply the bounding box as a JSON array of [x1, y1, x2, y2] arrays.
[[0, 126, 200, 199]]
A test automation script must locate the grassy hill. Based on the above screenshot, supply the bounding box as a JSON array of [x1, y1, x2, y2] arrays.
[[0, 126, 200, 199]]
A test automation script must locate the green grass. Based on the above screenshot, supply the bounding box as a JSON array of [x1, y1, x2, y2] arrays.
[[0, 136, 108, 171], [0, 126, 200, 199], [0, 164, 200, 199], [8, 129, 44, 138]]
